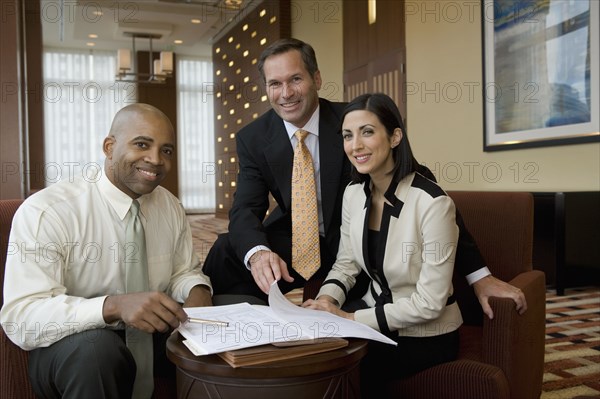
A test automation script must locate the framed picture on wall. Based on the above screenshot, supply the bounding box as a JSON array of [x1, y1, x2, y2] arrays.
[[482, 0, 599, 151]]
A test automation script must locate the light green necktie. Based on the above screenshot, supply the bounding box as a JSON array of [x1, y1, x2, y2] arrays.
[[125, 200, 154, 398]]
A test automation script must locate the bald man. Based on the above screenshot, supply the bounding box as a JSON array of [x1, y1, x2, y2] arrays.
[[1, 104, 212, 399]]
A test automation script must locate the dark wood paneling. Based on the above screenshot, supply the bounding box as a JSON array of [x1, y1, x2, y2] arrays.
[[343, 1, 406, 119], [136, 51, 179, 198], [0, 0, 23, 199], [343, 1, 369, 72], [0, 0, 45, 199], [24, 0, 45, 192]]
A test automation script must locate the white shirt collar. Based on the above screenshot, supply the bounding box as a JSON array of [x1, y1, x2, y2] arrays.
[[98, 170, 139, 221], [284, 105, 320, 140]]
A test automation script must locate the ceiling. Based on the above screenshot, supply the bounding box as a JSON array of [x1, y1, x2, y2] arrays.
[[41, 0, 260, 57]]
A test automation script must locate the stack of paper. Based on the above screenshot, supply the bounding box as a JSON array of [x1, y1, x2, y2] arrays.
[[178, 282, 396, 358]]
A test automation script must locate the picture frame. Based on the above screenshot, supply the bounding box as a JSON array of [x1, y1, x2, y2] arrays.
[[482, 0, 599, 151]]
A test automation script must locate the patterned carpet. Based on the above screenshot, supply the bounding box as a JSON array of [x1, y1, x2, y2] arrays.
[[543, 287, 600, 399], [187, 214, 229, 264], [187, 215, 600, 398]]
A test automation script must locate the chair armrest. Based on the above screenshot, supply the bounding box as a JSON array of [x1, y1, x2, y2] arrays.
[[0, 330, 36, 399], [481, 270, 545, 399], [389, 359, 510, 399]]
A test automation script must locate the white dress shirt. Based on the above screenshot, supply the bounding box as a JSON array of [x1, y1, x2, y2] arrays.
[[0, 171, 211, 350]]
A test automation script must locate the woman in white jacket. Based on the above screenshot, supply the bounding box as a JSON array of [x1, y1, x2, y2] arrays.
[[303, 93, 462, 395]]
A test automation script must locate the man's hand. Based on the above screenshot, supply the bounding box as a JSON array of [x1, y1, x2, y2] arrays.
[[473, 275, 527, 319], [249, 250, 294, 294], [183, 285, 212, 308], [103, 292, 188, 333], [302, 295, 353, 320]]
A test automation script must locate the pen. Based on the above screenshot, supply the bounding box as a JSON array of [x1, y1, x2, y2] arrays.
[[187, 317, 229, 327]]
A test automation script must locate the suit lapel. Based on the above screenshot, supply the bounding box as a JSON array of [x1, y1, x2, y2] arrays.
[[263, 112, 294, 211], [319, 102, 345, 234]]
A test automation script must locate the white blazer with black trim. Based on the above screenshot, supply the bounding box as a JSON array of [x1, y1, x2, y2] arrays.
[[317, 172, 463, 337]]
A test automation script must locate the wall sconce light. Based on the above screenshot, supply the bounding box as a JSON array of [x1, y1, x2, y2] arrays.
[[116, 33, 173, 83], [368, 0, 377, 25]]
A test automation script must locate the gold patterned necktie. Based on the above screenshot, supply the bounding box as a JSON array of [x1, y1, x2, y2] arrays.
[[125, 200, 154, 398], [291, 130, 321, 280]]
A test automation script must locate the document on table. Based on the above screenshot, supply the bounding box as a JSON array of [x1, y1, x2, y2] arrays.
[[178, 282, 396, 356]]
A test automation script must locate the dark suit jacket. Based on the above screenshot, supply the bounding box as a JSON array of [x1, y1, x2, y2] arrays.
[[228, 98, 351, 265]]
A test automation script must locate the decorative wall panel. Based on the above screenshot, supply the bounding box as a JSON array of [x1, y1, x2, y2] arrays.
[[212, 0, 290, 218]]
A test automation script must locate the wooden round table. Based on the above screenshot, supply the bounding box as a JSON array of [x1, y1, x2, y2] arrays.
[[166, 332, 368, 399]]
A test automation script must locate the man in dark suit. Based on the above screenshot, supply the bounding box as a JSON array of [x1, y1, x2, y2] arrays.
[[203, 38, 527, 319]]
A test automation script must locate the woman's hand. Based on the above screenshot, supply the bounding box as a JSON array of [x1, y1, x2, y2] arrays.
[[302, 295, 354, 321]]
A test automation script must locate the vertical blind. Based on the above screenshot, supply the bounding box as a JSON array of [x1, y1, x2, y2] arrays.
[[176, 56, 215, 213]]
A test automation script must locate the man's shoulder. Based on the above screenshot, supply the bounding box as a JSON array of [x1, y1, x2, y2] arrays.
[[14, 176, 94, 227], [318, 98, 347, 127], [24, 176, 92, 211], [319, 98, 347, 112], [238, 108, 278, 135]]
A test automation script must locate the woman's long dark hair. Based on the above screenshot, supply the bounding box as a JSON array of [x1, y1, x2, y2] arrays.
[[341, 93, 419, 183]]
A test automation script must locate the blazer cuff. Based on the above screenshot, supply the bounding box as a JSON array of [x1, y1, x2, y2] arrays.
[[354, 307, 380, 331], [317, 282, 346, 305]]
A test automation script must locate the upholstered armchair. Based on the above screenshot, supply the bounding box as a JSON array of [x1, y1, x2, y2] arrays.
[[0, 200, 35, 399], [304, 191, 546, 399], [0, 199, 176, 399]]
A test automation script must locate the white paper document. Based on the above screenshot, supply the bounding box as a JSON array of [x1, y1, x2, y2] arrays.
[[178, 282, 397, 356]]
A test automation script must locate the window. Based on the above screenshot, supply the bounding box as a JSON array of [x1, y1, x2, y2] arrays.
[[177, 56, 215, 213], [43, 48, 135, 184]]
